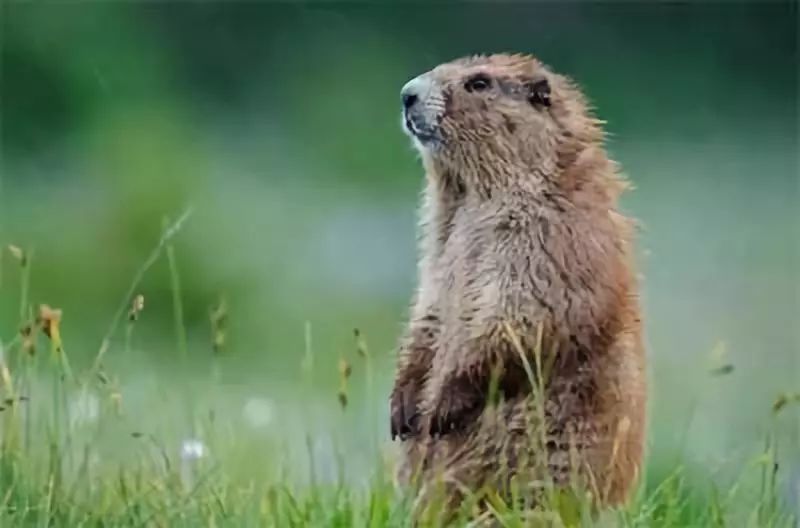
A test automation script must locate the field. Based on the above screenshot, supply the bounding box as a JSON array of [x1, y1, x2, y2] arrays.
[[0, 231, 797, 526], [1, 1, 798, 526]]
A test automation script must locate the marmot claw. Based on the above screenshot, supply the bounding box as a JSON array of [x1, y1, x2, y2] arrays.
[[390, 385, 421, 440], [426, 387, 484, 436]]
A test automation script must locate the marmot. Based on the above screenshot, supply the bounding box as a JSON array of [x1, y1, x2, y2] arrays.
[[389, 54, 646, 517]]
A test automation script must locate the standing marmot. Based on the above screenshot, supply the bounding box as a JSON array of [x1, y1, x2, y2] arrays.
[[389, 54, 646, 517]]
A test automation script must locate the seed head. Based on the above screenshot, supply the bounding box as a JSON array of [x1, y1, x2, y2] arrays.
[[128, 294, 145, 322], [7, 245, 26, 266], [37, 304, 64, 354]]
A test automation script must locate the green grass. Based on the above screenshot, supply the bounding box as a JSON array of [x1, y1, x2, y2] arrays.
[[0, 220, 797, 527]]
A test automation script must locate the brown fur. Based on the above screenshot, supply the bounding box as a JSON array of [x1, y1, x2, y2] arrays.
[[390, 54, 647, 515]]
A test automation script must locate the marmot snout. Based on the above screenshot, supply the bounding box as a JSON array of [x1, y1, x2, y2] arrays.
[[390, 53, 647, 515]]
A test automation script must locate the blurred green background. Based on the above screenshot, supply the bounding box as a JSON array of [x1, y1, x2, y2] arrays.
[[1, 1, 797, 495]]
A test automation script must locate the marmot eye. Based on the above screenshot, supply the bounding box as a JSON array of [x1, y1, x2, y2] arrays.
[[464, 74, 492, 93]]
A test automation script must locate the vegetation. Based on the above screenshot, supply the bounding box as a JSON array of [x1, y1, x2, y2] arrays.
[[1, 3, 797, 526], [0, 225, 796, 527]]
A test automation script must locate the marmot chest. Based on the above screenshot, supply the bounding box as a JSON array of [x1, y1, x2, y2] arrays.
[[434, 205, 550, 334]]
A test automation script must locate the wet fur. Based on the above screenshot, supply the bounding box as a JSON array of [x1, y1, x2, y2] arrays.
[[390, 54, 646, 513]]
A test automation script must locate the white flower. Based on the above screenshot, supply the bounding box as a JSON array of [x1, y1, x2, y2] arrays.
[[242, 397, 275, 429], [69, 390, 100, 428], [180, 439, 207, 460]]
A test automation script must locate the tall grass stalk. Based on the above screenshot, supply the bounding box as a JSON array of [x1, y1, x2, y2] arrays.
[[91, 207, 193, 374], [164, 216, 188, 361]]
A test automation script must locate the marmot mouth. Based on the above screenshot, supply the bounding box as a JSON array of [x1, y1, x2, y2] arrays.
[[404, 115, 439, 144]]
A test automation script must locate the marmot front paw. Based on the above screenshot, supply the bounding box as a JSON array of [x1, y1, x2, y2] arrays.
[[425, 381, 485, 436]]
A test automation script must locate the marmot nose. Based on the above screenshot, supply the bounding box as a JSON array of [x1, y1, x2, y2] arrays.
[[402, 92, 418, 110], [401, 75, 430, 110]]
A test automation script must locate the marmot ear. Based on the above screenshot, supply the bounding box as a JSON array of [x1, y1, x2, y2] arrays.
[[526, 79, 551, 108]]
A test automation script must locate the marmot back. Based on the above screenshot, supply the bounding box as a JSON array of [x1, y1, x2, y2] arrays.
[[389, 53, 646, 518]]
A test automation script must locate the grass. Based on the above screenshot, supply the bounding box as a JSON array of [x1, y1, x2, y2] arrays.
[[0, 217, 797, 527]]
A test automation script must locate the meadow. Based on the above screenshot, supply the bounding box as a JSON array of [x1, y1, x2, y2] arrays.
[[0, 220, 797, 526], [1, 2, 798, 526]]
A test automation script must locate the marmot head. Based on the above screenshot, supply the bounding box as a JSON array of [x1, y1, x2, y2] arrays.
[[401, 54, 607, 195]]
